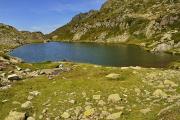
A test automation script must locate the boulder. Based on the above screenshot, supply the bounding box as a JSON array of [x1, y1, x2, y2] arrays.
[[27, 95, 34, 101], [27, 117, 35, 120], [29, 91, 40, 96], [106, 112, 122, 120], [61, 112, 70, 119], [98, 100, 106, 106], [24, 68, 31, 72], [15, 66, 22, 71], [134, 88, 141, 96], [164, 80, 178, 87], [152, 43, 172, 52], [21, 101, 32, 109], [84, 108, 95, 117], [74, 106, 82, 116], [69, 100, 76, 104], [108, 94, 121, 103], [106, 73, 120, 79], [5, 111, 26, 120], [93, 95, 101, 100], [140, 108, 151, 114], [153, 89, 167, 98], [8, 74, 21, 81], [10, 57, 22, 64]]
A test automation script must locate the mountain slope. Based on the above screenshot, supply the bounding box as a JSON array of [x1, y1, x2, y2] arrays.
[[0, 23, 46, 48], [48, 0, 180, 53]]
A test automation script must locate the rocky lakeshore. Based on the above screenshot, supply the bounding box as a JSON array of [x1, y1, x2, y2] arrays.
[[0, 53, 180, 119], [48, 0, 180, 55], [0, 0, 180, 119]]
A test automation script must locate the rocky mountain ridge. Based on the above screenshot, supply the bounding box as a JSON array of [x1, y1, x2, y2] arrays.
[[0, 23, 46, 48], [48, 0, 180, 53]]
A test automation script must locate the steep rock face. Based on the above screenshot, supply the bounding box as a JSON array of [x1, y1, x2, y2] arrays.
[[0, 23, 46, 47], [48, 0, 180, 53]]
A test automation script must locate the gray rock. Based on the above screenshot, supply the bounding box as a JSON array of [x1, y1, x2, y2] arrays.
[[93, 95, 101, 100], [24, 68, 31, 72], [106, 73, 120, 79], [27, 117, 35, 120], [140, 108, 151, 114], [29, 91, 40, 96], [164, 80, 178, 87], [5, 111, 26, 120], [152, 43, 172, 52], [108, 94, 121, 103], [39, 115, 43, 119], [27, 95, 34, 101], [69, 100, 76, 104], [134, 88, 141, 96], [54, 116, 60, 120], [2, 99, 8, 103], [15, 66, 22, 71], [8, 74, 21, 81], [153, 89, 167, 98], [83, 108, 95, 117], [106, 112, 122, 120], [98, 100, 106, 106], [61, 112, 70, 119], [21, 101, 32, 109]]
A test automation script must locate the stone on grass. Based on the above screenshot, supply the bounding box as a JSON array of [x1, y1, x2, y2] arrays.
[[98, 100, 106, 106], [134, 88, 141, 96], [115, 106, 124, 110], [15, 66, 22, 71], [74, 106, 82, 116], [27, 117, 35, 120], [21, 101, 32, 109], [164, 80, 178, 87], [153, 89, 167, 98], [140, 108, 151, 114], [106, 112, 122, 120], [39, 115, 43, 119], [54, 116, 60, 120], [29, 91, 40, 96], [93, 95, 101, 100], [8, 74, 21, 81], [5, 111, 26, 120], [100, 111, 109, 117], [69, 100, 76, 104], [27, 95, 34, 101], [61, 112, 70, 119], [24, 68, 31, 72], [82, 92, 86, 97], [2, 99, 8, 103], [12, 101, 21, 105], [84, 108, 95, 117], [108, 94, 121, 103], [106, 73, 120, 79]]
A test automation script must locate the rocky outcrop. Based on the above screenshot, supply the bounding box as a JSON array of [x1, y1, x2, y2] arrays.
[[48, 0, 180, 53], [5, 111, 26, 120], [0, 23, 46, 48]]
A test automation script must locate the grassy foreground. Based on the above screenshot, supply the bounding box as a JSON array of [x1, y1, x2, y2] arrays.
[[0, 61, 180, 120]]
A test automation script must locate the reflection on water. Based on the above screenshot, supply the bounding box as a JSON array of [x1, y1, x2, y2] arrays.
[[9, 42, 180, 67]]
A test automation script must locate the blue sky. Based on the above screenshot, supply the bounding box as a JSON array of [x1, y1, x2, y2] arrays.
[[0, 0, 106, 33]]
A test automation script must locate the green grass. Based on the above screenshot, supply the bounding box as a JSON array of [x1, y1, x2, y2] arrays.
[[0, 62, 180, 119]]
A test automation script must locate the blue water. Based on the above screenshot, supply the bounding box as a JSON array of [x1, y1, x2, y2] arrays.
[[9, 42, 180, 67]]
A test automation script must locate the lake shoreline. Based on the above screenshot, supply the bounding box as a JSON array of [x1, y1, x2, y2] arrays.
[[9, 41, 180, 68], [48, 39, 180, 56]]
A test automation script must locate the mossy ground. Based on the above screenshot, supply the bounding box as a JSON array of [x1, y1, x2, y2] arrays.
[[0, 62, 180, 120]]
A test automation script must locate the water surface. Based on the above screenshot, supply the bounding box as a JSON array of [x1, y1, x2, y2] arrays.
[[9, 42, 180, 67]]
